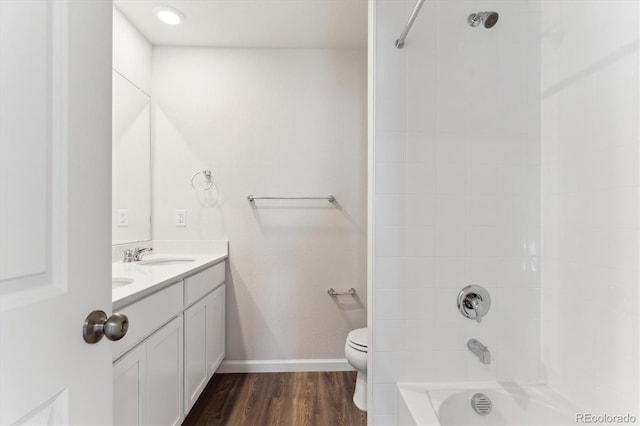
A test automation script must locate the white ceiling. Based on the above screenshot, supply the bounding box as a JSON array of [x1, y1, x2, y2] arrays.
[[114, 0, 368, 49]]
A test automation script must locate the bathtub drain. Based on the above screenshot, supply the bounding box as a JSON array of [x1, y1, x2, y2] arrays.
[[471, 393, 492, 416]]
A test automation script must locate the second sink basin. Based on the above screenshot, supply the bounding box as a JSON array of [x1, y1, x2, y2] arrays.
[[137, 257, 196, 266], [112, 277, 134, 287]]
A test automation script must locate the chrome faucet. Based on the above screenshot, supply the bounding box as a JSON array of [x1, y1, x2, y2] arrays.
[[123, 247, 153, 263], [134, 247, 153, 261], [467, 339, 491, 364]]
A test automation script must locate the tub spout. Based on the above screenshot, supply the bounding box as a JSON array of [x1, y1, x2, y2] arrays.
[[467, 339, 491, 364]]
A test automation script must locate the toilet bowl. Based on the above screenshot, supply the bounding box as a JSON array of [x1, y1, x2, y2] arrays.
[[345, 327, 367, 411]]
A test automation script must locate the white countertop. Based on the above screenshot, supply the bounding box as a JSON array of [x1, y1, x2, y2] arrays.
[[112, 251, 227, 310]]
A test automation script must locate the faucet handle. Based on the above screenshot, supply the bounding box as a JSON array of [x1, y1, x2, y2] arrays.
[[122, 249, 134, 263], [457, 285, 491, 323], [468, 296, 485, 322]]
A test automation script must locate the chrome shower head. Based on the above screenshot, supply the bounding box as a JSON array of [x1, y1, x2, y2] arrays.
[[468, 11, 499, 29]]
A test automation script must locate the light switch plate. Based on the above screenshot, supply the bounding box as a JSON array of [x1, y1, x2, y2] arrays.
[[117, 209, 128, 227], [175, 209, 186, 227]]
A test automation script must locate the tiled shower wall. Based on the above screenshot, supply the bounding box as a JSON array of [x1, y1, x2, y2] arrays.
[[371, 1, 542, 423]]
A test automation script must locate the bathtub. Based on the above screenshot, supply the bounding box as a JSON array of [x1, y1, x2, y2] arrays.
[[397, 382, 578, 426]]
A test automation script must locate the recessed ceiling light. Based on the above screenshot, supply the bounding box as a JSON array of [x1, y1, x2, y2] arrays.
[[153, 6, 185, 25]]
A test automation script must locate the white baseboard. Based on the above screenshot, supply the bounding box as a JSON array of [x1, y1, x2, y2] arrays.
[[217, 358, 354, 374]]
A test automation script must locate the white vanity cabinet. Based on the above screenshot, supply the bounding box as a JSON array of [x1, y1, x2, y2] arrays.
[[146, 316, 184, 426], [112, 282, 184, 360], [113, 260, 226, 426], [113, 342, 146, 426], [113, 316, 183, 426], [184, 263, 226, 413]]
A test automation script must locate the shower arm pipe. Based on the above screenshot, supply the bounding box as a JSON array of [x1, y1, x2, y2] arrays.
[[395, 0, 426, 49]]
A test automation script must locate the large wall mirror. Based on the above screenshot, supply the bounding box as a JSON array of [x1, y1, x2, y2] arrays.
[[112, 70, 151, 245]]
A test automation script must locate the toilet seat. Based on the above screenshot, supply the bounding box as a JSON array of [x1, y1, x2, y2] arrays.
[[347, 328, 367, 352]]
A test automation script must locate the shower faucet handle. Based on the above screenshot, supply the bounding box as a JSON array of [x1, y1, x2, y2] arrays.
[[457, 285, 491, 323], [469, 297, 485, 322]]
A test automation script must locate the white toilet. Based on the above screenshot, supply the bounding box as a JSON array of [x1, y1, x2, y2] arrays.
[[345, 327, 368, 411]]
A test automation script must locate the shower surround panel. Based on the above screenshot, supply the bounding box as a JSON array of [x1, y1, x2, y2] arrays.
[[371, 0, 542, 423]]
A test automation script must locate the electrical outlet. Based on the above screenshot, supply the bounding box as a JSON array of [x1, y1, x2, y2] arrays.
[[117, 209, 128, 227], [175, 209, 186, 227]]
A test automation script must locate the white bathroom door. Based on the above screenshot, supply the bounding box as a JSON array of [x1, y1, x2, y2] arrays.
[[0, 1, 113, 424]]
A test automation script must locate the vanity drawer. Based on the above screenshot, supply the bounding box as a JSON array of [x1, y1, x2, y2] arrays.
[[184, 261, 225, 307], [112, 281, 184, 360]]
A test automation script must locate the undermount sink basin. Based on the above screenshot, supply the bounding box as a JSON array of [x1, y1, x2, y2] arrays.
[[137, 257, 196, 266], [112, 277, 134, 287]]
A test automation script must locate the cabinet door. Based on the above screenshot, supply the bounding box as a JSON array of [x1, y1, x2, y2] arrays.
[[184, 296, 209, 413], [146, 316, 184, 426], [113, 344, 146, 426], [207, 284, 225, 377]]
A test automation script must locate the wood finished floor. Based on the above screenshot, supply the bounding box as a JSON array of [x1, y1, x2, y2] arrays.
[[182, 371, 367, 426]]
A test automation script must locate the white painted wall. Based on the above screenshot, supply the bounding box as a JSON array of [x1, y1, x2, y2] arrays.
[[541, 0, 639, 414], [112, 6, 152, 93], [151, 48, 367, 363], [371, 1, 542, 423]]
